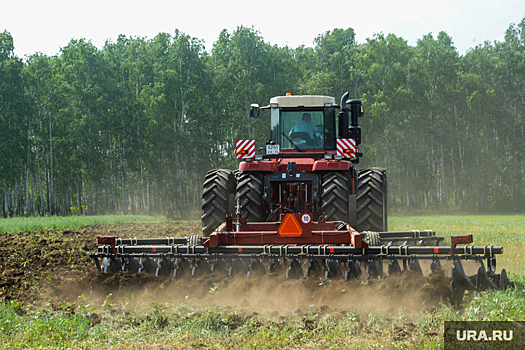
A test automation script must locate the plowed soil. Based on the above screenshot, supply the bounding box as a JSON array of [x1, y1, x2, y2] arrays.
[[0, 221, 455, 316], [0, 221, 199, 304]]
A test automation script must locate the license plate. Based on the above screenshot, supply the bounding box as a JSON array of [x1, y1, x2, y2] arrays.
[[266, 144, 280, 155]]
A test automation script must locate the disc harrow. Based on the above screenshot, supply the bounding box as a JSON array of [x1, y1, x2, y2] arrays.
[[90, 215, 512, 304]]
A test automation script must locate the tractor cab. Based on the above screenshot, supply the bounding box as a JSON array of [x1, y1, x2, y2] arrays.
[[268, 95, 337, 152], [247, 93, 363, 160]]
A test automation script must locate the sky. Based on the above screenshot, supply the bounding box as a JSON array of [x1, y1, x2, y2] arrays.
[[2, 0, 524, 58]]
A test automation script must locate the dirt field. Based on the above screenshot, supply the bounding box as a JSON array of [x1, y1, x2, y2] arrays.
[[1, 221, 456, 318], [0, 222, 195, 303]]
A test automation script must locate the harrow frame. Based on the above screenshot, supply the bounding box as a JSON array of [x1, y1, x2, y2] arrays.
[[90, 216, 512, 304]]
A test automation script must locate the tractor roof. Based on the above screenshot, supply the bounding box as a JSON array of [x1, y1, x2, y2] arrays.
[[270, 95, 335, 108]]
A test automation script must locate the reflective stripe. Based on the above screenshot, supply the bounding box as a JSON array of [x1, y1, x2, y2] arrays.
[[236, 139, 255, 159], [336, 138, 356, 158]]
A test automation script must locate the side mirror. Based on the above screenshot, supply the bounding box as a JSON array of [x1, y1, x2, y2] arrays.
[[250, 104, 260, 118]]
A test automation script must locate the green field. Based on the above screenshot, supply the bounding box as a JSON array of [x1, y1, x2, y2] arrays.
[[0, 214, 524, 349], [0, 214, 168, 234], [390, 215, 525, 273]]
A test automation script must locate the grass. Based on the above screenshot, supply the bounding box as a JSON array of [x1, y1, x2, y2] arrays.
[[0, 301, 92, 348], [390, 215, 525, 273], [0, 300, 440, 349], [0, 215, 168, 234], [1, 275, 524, 349], [464, 274, 525, 321]]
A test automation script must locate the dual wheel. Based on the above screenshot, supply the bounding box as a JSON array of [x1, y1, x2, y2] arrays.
[[201, 170, 264, 237], [321, 168, 387, 245]]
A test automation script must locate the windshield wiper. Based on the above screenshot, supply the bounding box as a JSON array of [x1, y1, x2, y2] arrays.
[[282, 133, 303, 152]]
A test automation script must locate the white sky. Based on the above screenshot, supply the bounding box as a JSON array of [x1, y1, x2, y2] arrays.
[[2, 0, 524, 58]]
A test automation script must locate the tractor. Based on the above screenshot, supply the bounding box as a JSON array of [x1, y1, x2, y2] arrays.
[[202, 92, 387, 244]]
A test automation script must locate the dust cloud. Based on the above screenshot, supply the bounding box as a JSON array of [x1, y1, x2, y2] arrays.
[[53, 265, 453, 318]]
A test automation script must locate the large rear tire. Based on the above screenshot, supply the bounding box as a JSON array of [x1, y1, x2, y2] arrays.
[[202, 169, 236, 237], [356, 168, 387, 232], [235, 172, 265, 222], [321, 171, 350, 222]]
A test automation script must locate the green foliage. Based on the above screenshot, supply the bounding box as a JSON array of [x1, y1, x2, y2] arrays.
[[179, 309, 229, 335], [0, 301, 91, 347], [463, 274, 525, 321]]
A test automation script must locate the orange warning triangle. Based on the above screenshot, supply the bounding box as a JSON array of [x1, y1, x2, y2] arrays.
[[278, 214, 303, 237]]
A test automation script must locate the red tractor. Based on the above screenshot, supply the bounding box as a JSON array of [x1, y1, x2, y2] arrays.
[[202, 93, 387, 242]]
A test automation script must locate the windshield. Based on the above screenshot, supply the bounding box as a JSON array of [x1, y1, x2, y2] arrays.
[[271, 107, 336, 151]]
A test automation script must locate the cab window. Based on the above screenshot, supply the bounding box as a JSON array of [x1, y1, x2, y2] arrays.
[[271, 107, 336, 150]]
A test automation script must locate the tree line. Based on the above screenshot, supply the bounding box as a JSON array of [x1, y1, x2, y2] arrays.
[[1, 18, 525, 219]]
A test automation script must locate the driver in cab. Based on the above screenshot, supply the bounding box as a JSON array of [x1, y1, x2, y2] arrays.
[[288, 113, 317, 146]]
